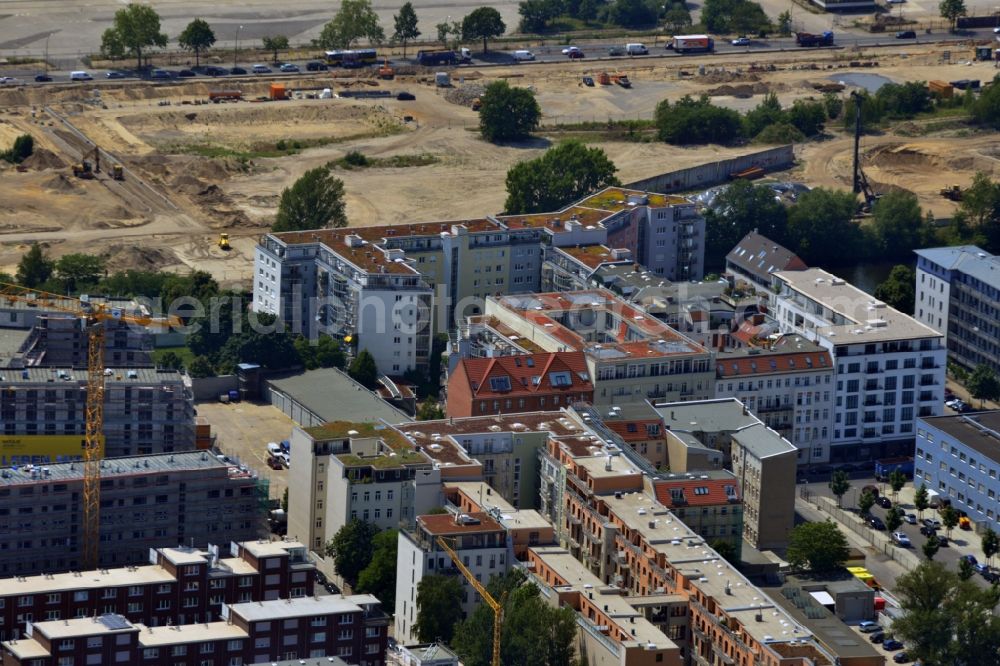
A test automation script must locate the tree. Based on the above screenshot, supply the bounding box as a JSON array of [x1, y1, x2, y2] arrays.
[[417, 398, 445, 421], [577, 0, 599, 22], [100, 3, 168, 70], [478, 80, 541, 143], [702, 0, 769, 33], [939, 0, 967, 31], [519, 0, 561, 33], [973, 77, 1000, 128], [702, 179, 788, 270], [923, 534, 940, 560], [941, 504, 959, 537], [983, 527, 1000, 567], [829, 470, 850, 508], [177, 18, 215, 67], [744, 93, 787, 138], [281, 487, 289, 512], [776, 10, 792, 35], [710, 539, 738, 564], [958, 556, 975, 580], [663, 4, 693, 32], [54, 253, 106, 293], [261, 35, 289, 63], [893, 561, 964, 664], [294, 335, 346, 370], [786, 521, 849, 572], [859, 490, 876, 516], [504, 141, 619, 214], [461, 7, 506, 53], [788, 99, 826, 137], [1, 133, 34, 164], [392, 2, 420, 57], [215, 313, 301, 373], [608, 0, 658, 27], [871, 190, 931, 259], [187, 355, 216, 378], [874, 265, 917, 315], [888, 469, 907, 502], [15, 243, 54, 288], [968, 363, 1000, 408], [886, 506, 903, 532], [348, 349, 379, 389], [157, 350, 184, 370], [655, 95, 744, 145], [273, 167, 347, 232], [324, 519, 379, 586], [356, 529, 398, 609], [414, 575, 464, 643], [915, 483, 930, 518], [824, 93, 843, 119], [318, 0, 385, 49], [786, 188, 866, 266]]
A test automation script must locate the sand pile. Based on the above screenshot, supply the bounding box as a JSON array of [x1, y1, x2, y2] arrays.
[[21, 148, 66, 170], [101, 244, 175, 272]]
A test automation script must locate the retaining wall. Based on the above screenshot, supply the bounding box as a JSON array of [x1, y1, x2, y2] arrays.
[[625, 144, 795, 194]]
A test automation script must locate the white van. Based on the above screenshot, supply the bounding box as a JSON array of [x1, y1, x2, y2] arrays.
[[70, 71, 93, 81], [252, 64, 272, 74], [266, 442, 282, 457], [513, 50, 535, 62], [625, 43, 648, 55]]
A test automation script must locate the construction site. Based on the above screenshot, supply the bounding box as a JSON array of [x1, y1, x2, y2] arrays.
[[1, 42, 999, 286]]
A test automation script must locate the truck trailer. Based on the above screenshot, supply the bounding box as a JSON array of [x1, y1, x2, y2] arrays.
[[669, 34, 715, 53], [874, 456, 914, 481], [796, 31, 834, 47]]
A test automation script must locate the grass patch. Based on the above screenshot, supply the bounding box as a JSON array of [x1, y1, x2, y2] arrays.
[[151, 346, 195, 368], [329, 150, 439, 170], [167, 128, 407, 161], [542, 118, 657, 142]]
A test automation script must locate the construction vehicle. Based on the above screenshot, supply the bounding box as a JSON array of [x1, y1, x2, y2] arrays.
[[610, 72, 631, 88], [597, 71, 612, 85], [0, 283, 182, 569], [851, 91, 879, 212], [72, 145, 100, 179], [796, 31, 835, 47], [940, 184, 963, 201], [218, 233, 231, 251], [471, 97, 482, 111], [437, 535, 505, 666], [377, 59, 394, 80], [111, 164, 124, 181]]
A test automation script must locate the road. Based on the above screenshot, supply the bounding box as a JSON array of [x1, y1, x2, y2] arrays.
[[2, 29, 998, 85]]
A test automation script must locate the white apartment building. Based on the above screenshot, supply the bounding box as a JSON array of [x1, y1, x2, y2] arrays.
[[714, 334, 836, 464], [772, 268, 946, 462], [394, 512, 511, 645], [287, 421, 441, 555]]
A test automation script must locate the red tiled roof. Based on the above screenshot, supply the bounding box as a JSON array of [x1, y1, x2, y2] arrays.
[[653, 479, 740, 508], [418, 512, 505, 536], [457, 352, 593, 399], [716, 350, 832, 378], [606, 419, 663, 442]]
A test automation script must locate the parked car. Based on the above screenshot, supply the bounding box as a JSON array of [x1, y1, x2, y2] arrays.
[[937, 534, 949, 546], [962, 554, 979, 566], [896, 30, 916, 39], [994, 26, 1000, 33], [984, 570, 1000, 583], [923, 517, 941, 529], [582, 75, 595, 86], [396, 91, 415, 100], [732, 37, 751, 46], [106, 71, 127, 79], [870, 631, 886, 644], [279, 63, 300, 72], [177, 69, 196, 77], [230, 66, 248, 75], [205, 66, 228, 76], [876, 496, 893, 508], [883, 639, 904, 651], [975, 562, 991, 575], [859, 621, 880, 633], [252, 64, 272, 73], [868, 515, 887, 530], [919, 525, 937, 537], [608, 45, 625, 56], [946, 398, 962, 409], [893, 652, 913, 664], [891, 532, 911, 547], [150, 69, 171, 79], [904, 513, 917, 524], [306, 61, 329, 71], [34, 74, 52, 82]]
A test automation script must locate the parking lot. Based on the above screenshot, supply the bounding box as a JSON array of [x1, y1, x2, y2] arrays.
[[196, 400, 298, 502]]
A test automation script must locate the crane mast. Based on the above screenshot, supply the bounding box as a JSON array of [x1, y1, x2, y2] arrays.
[[436, 535, 505, 666]]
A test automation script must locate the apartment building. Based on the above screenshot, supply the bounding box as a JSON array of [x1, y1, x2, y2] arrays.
[[724, 230, 806, 294], [914, 411, 1000, 531], [0, 367, 195, 461], [654, 399, 798, 550], [541, 244, 633, 292], [465, 290, 714, 406], [914, 246, 1000, 373], [394, 512, 511, 645], [1, 593, 387, 666], [652, 472, 743, 555], [0, 540, 314, 641], [773, 268, 946, 462], [714, 334, 836, 464], [445, 351, 594, 418], [441, 481, 554, 557], [287, 422, 441, 554], [0, 451, 266, 576]]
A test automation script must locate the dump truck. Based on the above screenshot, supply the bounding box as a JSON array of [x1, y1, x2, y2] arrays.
[[796, 31, 834, 47], [377, 59, 394, 79], [669, 34, 715, 53], [417, 50, 457, 66], [218, 233, 231, 251], [72, 146, 100, 179], [111, 164, 124, 181], [940, 184, 963, 201]]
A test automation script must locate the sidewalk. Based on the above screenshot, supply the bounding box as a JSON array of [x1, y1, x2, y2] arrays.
[[947, 377, 1000, 412]]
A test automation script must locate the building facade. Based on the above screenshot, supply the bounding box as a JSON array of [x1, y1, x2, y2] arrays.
[[0, 451, 266, 576], [914, 246, 1000, 374], [724, 230, 806, 293], [773, 268, 946, 461]]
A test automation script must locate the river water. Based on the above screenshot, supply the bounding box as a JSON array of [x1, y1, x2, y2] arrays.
[[830, 259, 910, 296]]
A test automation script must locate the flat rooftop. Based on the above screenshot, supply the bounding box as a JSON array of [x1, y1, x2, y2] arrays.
[[555, 244, 632, 270], [0, 564, 176, 596], [0, 366, 185, 384], [446, 481, 517, 512], [0, 450, 255, 483], [0, 327, 30, 363], [603, 491, 809, 646], [575, 187, 689, 212], [266, 228, 422, 276], [921, 411, 1000, 462], [653, 398, 760, 434], [529, 545, 675, 648], [32, 614, 137, 639], [398, 410, 582, 438], [731, 423, 797, 460], [268, 368, 408, 425], [228, 594, 375, 622], [137, 621, 246, 647], [237, 539, 308, 560], [418, 511, 505, 536], [774, 268, 941, 343]]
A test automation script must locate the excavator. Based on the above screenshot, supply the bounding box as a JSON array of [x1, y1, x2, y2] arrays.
[[377, 59, 394, 80], [72, 145, 124, 180]]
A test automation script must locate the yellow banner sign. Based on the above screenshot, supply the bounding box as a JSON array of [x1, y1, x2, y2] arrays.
[[0, 435, 104, 467]]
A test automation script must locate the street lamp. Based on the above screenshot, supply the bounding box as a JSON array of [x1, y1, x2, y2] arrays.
[[234, 25, 243, 70]]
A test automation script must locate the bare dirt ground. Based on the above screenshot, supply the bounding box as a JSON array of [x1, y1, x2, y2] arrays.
[[1, 44, 998, 284]]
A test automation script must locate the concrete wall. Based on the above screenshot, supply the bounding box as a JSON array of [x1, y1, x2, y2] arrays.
[[191, 375, 238, 401], [625, 145, 795, 194]]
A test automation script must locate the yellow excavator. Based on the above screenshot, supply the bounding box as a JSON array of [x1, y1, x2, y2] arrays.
[[72, 146, 100, 179], [218, 233, 231, 251]]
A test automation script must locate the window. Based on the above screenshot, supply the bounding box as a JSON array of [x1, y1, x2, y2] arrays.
[[489, 376, 511, 392]]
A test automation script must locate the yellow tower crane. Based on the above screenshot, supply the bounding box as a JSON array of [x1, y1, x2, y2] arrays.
[[0, 282, 182, 569], [436, 535, 506, 666]]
